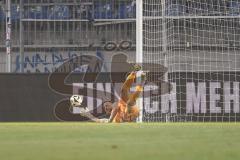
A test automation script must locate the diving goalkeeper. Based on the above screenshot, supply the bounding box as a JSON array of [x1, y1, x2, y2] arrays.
[[80, 64, 146, 123]]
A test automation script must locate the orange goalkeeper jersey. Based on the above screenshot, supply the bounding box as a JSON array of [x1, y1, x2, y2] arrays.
[[113, 99, 140, 123]]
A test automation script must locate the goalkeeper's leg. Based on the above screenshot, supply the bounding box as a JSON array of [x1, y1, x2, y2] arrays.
[[120, 71, 138, 103], [121, 64, 142, 101], [126, 72, 146, 113]]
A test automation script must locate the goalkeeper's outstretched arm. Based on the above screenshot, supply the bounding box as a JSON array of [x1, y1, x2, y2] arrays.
[[80, 102, 119, 123], [80, 109, 108, 123]]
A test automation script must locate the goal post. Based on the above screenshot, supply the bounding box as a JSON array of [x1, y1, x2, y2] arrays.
[[138, 0, 240, 122], [136, 0, 143, 123], [6, 0, 11, 72], [136, 0, 170, 122]]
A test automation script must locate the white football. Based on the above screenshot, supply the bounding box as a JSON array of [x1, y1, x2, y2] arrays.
[[70, 95, 83, 107]]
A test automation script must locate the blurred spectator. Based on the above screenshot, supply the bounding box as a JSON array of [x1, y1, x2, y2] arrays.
[[185, 0, 228, 16], [0, 4, 20, 21], [118, 2, 126, 19], [77, 5, 93, 20], [94, 1, 113, 19], [94, 1, 101, 19], [102, 3, 113, 19], [0, 5, 5, 21], [89, 1, 136, 19], [228, 1, 240, 16], [25, 6, 48, 19], [166, 1, 185, 16], [11, 5, 20, 20], [126, 1, 136, 18], [48, 5, 70, 19]]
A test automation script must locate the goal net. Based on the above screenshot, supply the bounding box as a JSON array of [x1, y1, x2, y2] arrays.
[[141, 0, 240, 122]]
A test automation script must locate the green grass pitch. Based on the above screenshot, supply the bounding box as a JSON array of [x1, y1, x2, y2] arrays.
[[0, 123, 240, 160]]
